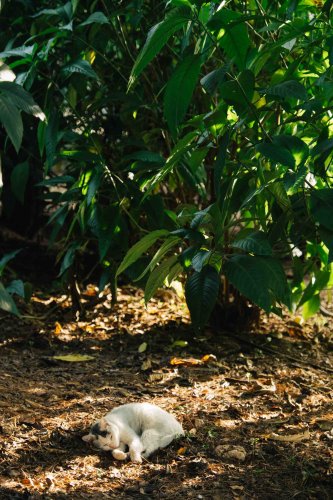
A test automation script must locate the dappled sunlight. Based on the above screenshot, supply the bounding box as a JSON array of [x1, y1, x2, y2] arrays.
[[1, 285, 333, 497]]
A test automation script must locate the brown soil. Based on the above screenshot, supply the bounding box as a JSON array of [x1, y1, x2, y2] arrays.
[[0, 285, 332, 499]]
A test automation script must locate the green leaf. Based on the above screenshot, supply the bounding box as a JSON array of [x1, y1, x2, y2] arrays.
[[166, 261, 183, 284], [0, 95, 23, 152], [11, 161, 29, 204], [79, 12, 110, 27], [125, 151, 165, 164], [145, 255, 178, 303], [37, 175, 75, 186], [200, 66, 228, 94], [191, 250, 211, 272], [224, 255, 290, 311], [298, 269, 330, 307], [0, 82, 45, 120], [310, 188, 333, 231], [144, 131, 198, 194], [135, 235, 181, 281], [0, 45, 35, 59], [214, 131, 229, 199], [256, 143, 295, 168], [59, 241, 81, 276], [273, 135, 309, 167], [6, 279, 25, 298], [164, 54, 202, 136], [268, 182, 291, 211], [185, 265, 220, 331], [208, 10, 250, 70], [116, 229, 170, 277], [62, 60, 99, 80], [0, 249, 21, 275], [128, 7, 191, 89], [302, 294, 320, 320], [0, 282, 20, 316], [45, 109, 59, 171], [265, 80, 307, 100], [231, 230, 273, 256]]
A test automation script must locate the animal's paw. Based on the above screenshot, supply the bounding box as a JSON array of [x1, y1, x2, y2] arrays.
[[130, 451, 142, 463], [112, 449, 128, 460]]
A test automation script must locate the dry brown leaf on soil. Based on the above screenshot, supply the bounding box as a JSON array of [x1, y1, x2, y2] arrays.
[[266, 429, 310, 442], [177, 446, 187, 455], [52, 354, 95, 362], [54, 322, 62, 335], [170, 354, 217, 366]]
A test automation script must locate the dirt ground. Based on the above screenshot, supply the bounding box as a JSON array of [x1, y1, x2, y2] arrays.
[[0, 285, 332, 499]]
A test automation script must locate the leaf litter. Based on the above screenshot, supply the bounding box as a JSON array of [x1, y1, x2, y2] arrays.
[[0, 284, 332, 499]]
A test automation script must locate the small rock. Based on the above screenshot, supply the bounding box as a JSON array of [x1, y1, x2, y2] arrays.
[[215, 444, 246, 461], [194, 418, 205, 428]]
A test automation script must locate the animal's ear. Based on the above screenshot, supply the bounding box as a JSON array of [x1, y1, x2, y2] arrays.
[[99, 417, 108, 431], [82, 434, 94, 443]]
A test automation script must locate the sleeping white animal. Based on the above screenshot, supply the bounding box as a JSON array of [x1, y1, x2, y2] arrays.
[[82, 402, 184, 463]]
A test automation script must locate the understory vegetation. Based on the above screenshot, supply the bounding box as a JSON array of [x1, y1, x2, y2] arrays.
[[1, 0, 333, 330]]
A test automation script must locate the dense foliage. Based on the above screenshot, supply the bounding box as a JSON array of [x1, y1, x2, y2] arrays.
[[1, 0, 333, 330]]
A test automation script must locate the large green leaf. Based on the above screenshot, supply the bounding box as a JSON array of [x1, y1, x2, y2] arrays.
[[231, 230, 273, 256], [128, 7, 191, 89], [224, 255, 290, 311], [135, 235, 181, 281], [79, 12, 110, 26], [310, 188, 333, 231], [164, 54, 202, 136], [10, 161, 30, 204], [200, 66, 228, 94], [0, 45, 35, 59], [144, 131, 198, 194], [268, 182, 291, 211], [62, 60, 99, 80], [185, 265, 220, 331], [208, 10, 250, 70], [273, 135, 309, 167], [59, 241, 81, 276], [0, 95, 23, 152], [144, 255, 178, 303], [256, 142, 295, 168], [0, 282, 20, 316], [0, 249, 21, 276], [265, 80, 307, 100], [45, 109, 59, 171], [214, 131, 229, 199], [0, 82, 45, 120], [116, 229, 170, 277]]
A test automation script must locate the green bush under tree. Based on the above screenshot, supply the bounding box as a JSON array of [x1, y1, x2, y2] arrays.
[[1, 0, 333, 330]]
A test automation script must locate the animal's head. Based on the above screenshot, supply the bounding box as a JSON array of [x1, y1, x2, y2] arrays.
[[82, 417, 120, 451]]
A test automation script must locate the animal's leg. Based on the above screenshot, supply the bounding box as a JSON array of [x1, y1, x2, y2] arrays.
[[112, 441, 128, 461], [128, 436, 144, 463], [140, 429, 171, 458]]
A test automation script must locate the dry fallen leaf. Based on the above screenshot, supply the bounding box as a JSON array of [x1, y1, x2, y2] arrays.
[[215, 445, 246, 461], [177, 446, 187, 455], [54, 321, 62, 335], [170, 354, 216, 366], [138, 342, 147, 353], [52, 354, 95, 362], [267, 429, 310, 442], [141, 358, 152, 371]]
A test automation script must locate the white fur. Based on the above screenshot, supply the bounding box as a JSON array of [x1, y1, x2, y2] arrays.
[[83, 402, 184, 463]]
